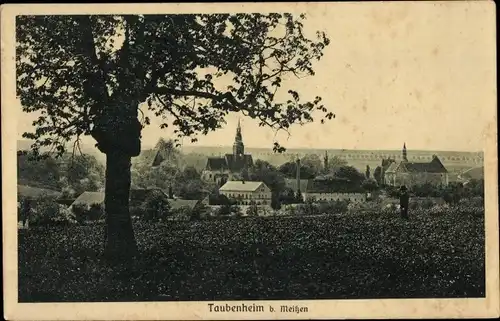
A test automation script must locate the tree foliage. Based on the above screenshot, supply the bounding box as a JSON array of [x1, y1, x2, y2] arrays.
[[18, 150, 104, 197], [373, 166, 383, 185], [278, 161, 317, 179], [323, 155, 347, 174], [17, 14, 332, 156], [333, 166, 365, 186]]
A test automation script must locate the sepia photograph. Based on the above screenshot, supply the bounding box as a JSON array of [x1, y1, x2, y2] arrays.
[[2, 1, 499, 320]]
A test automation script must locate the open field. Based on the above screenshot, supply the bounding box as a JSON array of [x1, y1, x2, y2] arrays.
[[19, 210, 484, 302], [19, 209, 485, 302]]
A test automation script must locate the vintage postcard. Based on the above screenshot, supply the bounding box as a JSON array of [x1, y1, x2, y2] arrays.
[[2, 1, 499, 320]]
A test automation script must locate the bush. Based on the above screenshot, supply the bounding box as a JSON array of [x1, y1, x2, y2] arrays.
[[217, 203, 232, 217], [142, 192, 171, 222], [72, 203, 88, 224], [208, 193, 231, 206], [232, 205, 243, 218], [190, 203, 210, 221], [246, 201, 259, 217], [88, 203, 104, 220], [71, 203, 104, 223], [296, 199, 319, 216], [130, 205, 144, 219]]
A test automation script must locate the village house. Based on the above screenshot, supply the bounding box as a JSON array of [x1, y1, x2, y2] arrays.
[[302, 178, 367, 203], [383, 143, 449, 187], [69, 191, 105, 210], [284, 159, 367, 203], [201, 120, 254, 185], [219, 181, 272, 205]]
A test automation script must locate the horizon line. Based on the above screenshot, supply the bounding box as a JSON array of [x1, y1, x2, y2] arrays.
[[17, 139, 484, 154]]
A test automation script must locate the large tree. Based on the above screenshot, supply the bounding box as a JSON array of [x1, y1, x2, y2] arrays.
[[16, 14, 332, 260]]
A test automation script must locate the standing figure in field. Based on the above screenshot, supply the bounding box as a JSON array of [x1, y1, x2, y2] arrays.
[[399, 185, 410, 219]]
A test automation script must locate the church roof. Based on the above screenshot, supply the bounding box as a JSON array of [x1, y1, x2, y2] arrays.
[[219, 181, 265, 192], [206, 157, 229, 170], [381, 158, 396, 170], [385, 161, 401, 173], [205, 154, 253, 171], [225, 154, 253, 171]]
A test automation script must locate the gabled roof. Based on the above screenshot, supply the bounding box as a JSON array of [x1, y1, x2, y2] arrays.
[[18, 185, 62, 200], [406, 156, 447, 173], [385, 156, 448, 174], [384, 161, 401, 173], [169, 198, 200, 210], [284, 178, 309, 193], [206, 157, 229, 170], [219, 181, 265, 192], [204, 154, 254, 172], [71, 192, 105, 207]]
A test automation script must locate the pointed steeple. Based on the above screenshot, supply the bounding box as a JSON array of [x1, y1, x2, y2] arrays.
[[233, 118, 244, 156], [402, 142, 408, 161]]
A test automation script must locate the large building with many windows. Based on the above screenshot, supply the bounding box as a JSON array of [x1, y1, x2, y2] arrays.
[[219, 181, 271, 205]]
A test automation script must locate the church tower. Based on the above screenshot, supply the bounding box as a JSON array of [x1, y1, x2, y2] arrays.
[[402, 142, 408, 162], [233, 119, 244, 156], [324, 150, 329, 170]]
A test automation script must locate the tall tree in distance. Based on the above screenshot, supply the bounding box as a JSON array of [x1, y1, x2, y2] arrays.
[[373, 166, 383, 185], [16, 14, 332, 260], [322, 155, 347, 175]]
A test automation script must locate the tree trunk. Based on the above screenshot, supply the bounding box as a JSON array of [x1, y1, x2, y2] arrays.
[[103, 149, 138, 261]]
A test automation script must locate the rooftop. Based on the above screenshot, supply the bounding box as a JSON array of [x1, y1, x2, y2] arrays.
[[219, 181, 265, 192], [71, 192, 105, 207], [18, 185, 62, 200]]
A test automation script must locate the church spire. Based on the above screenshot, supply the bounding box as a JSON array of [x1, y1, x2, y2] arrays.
[[233, 118, 244, 156], [402, 142, 408, 161]]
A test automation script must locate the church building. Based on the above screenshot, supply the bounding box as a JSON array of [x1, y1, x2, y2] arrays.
[[383, 143, 449, 187], [201, 120, 254, 185]]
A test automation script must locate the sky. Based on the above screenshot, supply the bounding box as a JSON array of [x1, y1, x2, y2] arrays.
[[15, 2, 496, 152]]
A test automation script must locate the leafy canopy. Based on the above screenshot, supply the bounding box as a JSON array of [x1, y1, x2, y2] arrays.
[[17, 13, 333, 157]]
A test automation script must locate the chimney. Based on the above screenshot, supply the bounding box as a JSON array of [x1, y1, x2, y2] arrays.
[[296, 158, 301, 194], [168, 185, 173, 199]]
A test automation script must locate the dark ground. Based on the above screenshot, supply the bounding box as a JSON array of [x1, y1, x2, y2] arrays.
[[18, 211, 485, 302]]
